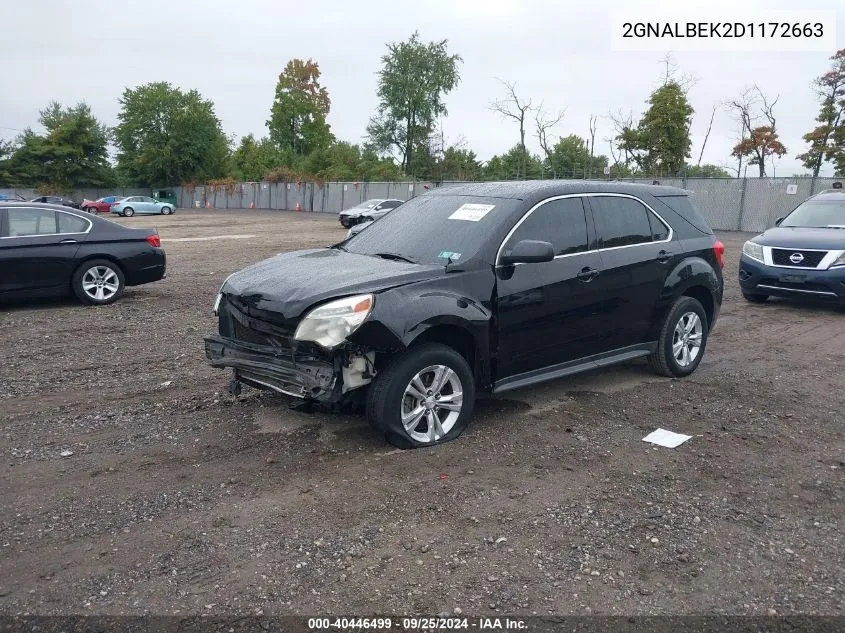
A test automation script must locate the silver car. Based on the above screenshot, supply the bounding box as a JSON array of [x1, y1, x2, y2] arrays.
[[338, 199, 403, 228]]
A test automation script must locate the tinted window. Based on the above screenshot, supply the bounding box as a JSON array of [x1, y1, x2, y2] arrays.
[[58, 212, 89, 233], [384, 201, 402, 209], [656, 195, 712, 234], [648, 211, 670, 241], [7, 208, 57, 236], [345, 195, 521, 265], [591, 196, 653, 248], [507, 197, 589, 256]]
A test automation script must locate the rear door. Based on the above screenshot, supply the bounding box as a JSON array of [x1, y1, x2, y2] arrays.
[[495, 196, 608, 378], [586, 194, 675, 349], [0, 207, 88, 294]]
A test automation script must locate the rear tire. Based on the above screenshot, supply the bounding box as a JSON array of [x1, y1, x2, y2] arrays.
[[123, 207, 134, 217], [72, 259, 126, 306], [648, 296, 709, 378], [367, 343, 475, 449], [161, 206, 172, 215], [742, 291, 769, 303]]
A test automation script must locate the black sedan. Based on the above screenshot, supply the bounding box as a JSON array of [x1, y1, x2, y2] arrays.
[[0, 202, 166, 305], [29, 195, 81, 209], [739, 188, 845, 304]]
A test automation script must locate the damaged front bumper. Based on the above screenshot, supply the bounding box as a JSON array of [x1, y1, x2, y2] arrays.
[[205, 335, 338, 401]]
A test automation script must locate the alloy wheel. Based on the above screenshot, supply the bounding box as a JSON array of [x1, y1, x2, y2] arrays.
[[672, 311, 703, 367], [82, 265, 120, 302], [400, 364, 463, 443]]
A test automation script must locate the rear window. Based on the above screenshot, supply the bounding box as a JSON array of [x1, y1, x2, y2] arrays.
[[655, 195, 713, 235]]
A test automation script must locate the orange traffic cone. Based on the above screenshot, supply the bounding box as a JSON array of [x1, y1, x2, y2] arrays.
[[206, 201, 212, 209], [249, 201, 255, 209], [295, 202, 302, 212]]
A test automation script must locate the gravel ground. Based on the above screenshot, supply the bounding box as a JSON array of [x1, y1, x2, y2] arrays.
[[0, 209, 842, 617]]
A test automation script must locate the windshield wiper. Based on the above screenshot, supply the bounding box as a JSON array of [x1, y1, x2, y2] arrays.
[[331, 243, 348, 251], [373, 252, 417, 264], [825, 225, 845, 229]]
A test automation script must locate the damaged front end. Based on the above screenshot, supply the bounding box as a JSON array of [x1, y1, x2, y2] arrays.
[[204, 293, 376, 403]]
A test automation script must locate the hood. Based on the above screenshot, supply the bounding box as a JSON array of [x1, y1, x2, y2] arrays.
[[339, 208, 367, 218], [222, 248, 443, 319], [753, 227, 845, 250]]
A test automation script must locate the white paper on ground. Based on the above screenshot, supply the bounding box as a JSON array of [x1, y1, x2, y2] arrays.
[[642, 428, 692, 448]]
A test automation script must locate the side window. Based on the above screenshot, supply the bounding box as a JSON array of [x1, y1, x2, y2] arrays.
[[507, 197, 589, 257], [648, 211, 670, 241], [7, 208, 58, 236], [590, 196, 654, 248], [58, 212, 89, 233]]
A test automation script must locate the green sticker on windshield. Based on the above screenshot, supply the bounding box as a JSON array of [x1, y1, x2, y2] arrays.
[[438, 251, 462, 261]]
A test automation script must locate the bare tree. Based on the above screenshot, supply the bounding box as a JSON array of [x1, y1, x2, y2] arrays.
[[490, 79, 533, 177], [608, 109, 636, 167], [534, 102, 566, 178], [725, 87, 759, 177], [697, 104, 717, 166], [725, 85, 784, 177], [588, 115, 598, 178]]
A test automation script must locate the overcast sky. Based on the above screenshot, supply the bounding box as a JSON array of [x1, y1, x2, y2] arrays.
[[2, 0, 843, 176]]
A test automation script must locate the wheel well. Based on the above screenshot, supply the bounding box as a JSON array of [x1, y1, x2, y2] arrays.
[[682, 285, 715, 326], [408, 325, 476, 372]]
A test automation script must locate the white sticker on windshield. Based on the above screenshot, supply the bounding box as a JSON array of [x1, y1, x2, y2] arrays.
[[448, 203, 495, 222]]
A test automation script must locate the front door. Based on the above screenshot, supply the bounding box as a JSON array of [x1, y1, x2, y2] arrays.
[[495, 196, 611, 379]]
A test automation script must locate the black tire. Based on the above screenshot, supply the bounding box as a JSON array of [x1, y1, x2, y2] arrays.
[[161, 206, 172, 215], [648, 296, 709, 378], [366, 343, 476, 449], [123, 207, 134, 217], [71, 259, 126, 306], [742, 291, 769, 303]]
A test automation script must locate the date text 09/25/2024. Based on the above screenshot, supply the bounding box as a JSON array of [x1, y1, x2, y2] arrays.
[[307, 617, 528, 630]]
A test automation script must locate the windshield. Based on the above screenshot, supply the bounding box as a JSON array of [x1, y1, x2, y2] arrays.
[[343, 195, 519, 265], [352, 199, 381, 209], [781, 200, 845, 228]]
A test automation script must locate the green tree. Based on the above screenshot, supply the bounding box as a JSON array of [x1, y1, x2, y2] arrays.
[[268, 59, 333, 156], [432, 147, 483, 181], [2, 102, 113, 189], [684, 164, 731, 178], [483, 145, 543, 180], [616, 80, 694, 176], [367, 32, 461, 177], [797, 49, 845, 177], [547, 135, 608, 179], [231, 134, 281, 181], [114, 82, 229, 186]]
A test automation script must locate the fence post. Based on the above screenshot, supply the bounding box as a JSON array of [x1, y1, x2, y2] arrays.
[[810, 176, 818, 196], [736, 177, 748, 231]]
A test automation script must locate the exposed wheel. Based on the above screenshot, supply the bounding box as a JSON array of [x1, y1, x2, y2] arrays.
[[648, 296, 709, 378], [72, 259, 125, 305], [161, 206, 172, 215], [366, 343, 475, 449], [742, 291, 769, 303], [123, 207, 134, 217]]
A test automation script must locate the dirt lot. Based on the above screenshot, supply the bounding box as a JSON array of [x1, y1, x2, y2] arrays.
[[0, 209, 842, 617]]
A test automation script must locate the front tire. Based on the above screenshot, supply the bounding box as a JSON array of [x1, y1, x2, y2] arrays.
[[367, 343, 476, 449], [123, 207, 134, 217], [648, 296, 709, 378], [742, 291, 769, 303], [72, 259, 126, 305]]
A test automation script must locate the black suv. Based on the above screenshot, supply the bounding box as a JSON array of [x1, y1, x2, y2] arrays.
[[206, 181, 724, 449]]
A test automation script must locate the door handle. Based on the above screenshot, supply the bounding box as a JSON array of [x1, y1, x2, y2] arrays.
[[656, 250, 673, 263], [59, 239, 78, 244], [577, 267, 599, 282]]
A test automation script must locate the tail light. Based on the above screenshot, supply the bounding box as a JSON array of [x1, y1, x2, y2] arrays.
[[713, 240, 725, 268], [145, 234, 161, 248]]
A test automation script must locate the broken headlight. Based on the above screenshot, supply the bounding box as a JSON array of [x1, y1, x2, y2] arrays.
[[294, 294, 374, 349]]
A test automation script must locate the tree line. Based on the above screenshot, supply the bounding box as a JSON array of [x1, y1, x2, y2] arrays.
[[1, 39, 843, 192]]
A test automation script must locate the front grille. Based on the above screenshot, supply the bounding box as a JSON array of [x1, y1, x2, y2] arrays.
[[771, 248, 826, 267], [222, 297, 295, 352]]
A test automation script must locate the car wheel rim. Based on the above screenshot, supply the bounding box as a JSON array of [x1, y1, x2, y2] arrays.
[[401, 364, 463, 444], [672, 311, 702, 368], [82, 266, 119, 302]]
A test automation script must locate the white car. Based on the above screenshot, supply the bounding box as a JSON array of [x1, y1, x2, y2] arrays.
[[338, 199, 403, 228]]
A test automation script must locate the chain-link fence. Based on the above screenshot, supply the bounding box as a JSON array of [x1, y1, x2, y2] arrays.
[[2, 177, 842, 233]]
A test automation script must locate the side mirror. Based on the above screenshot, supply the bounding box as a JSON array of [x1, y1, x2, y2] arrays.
[[500, 239, 555, 265], [775, 217, 784, 226]]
